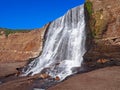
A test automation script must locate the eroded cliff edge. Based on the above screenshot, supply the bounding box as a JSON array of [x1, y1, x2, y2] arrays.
[[0, 25, 49, 77], [84, 0, 120, 67]]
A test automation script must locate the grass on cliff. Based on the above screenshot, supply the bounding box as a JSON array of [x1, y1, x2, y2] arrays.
[[0, 28, 31, 37], [85, 0, 107, 39], [85, 0, 93, 16]]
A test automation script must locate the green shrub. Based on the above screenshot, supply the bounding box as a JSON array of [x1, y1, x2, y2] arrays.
[[0, 28, 31, 37], [85, 0, 93, 16]]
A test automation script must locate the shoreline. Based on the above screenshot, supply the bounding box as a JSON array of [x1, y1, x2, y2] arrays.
[[0, 65, 119, 90]]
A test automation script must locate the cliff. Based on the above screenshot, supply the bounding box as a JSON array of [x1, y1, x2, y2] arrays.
[[0, 25, 48, 77], [84, 0, 120, 67]]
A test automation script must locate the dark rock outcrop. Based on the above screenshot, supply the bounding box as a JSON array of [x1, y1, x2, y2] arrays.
[[84, 0, 120, 67]]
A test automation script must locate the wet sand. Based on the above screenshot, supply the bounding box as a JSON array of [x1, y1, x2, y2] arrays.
[[48, 66, 120, 90], [0, 66, 120, 90]]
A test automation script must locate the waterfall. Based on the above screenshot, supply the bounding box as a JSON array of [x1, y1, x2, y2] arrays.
[[22, 4, 86, 81]]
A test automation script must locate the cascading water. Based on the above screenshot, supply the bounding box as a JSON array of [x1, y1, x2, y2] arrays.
[[22, 4, 86, 81]]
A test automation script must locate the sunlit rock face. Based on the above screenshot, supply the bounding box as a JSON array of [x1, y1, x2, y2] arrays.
[[0, 26, 48, 77], [22, 4, 86, 80], [84, 0, 120, 67], [0, 27, 47, 63]]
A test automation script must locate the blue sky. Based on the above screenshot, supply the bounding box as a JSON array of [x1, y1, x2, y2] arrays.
[[0, 0, 85, 29]]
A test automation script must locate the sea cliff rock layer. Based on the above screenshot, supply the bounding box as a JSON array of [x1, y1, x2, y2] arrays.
[[84, 0, 120, 67], [0, 25, 48, 77]]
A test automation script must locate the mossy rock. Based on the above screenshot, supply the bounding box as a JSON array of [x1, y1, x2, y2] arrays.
[[85, 0, 108, 39], [93, 10, 106, 38], [85, 0, 93, 16]]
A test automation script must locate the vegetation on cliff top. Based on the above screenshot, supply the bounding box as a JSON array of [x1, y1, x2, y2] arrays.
[[0, 28, 31, 37]]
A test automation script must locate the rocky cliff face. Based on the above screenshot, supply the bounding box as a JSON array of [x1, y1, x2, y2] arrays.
[[0, 25, 48, 77], [84, 0, 120, 67], [0, 26, 48, 63]]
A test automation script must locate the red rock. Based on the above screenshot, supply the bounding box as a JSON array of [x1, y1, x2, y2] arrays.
[[97, 59, 109, 64], [55, 76, 60, 81]]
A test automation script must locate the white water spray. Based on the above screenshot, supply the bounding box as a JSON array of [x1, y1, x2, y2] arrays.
[[22, 4, 86, 80]]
